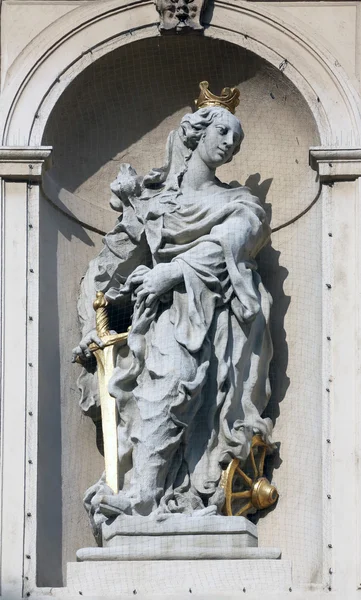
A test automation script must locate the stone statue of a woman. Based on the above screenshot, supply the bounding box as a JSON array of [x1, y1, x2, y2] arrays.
[[72, 83, 274, 544]]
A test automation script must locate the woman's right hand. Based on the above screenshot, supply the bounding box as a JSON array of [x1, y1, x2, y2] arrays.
[[123, 265, 151, 293], [134, 262, 182, 307], [71, 329, 105, 362]]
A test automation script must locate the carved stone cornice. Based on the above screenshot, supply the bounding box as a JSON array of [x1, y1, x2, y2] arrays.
[[0, 146, 52, 180], [309, 147, 361, 183]]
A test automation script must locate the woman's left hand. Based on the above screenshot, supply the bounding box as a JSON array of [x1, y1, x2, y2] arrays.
[[135, 262, 182, 307]]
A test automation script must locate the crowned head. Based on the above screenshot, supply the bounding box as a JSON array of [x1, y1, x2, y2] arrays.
[[142, 82, 244, 188], [179, 83, 244, 169]]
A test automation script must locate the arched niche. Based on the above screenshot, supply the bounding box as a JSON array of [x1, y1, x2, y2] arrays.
[[38, 33, 321, 589], [1, 0, 360, 147]]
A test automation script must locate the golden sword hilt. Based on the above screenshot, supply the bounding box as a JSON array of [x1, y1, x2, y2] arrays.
[[93, 291, 110, 337], [75, 291, 129, 363]]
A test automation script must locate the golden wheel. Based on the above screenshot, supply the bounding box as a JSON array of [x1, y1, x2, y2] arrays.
[[221, 434, 278, 517]]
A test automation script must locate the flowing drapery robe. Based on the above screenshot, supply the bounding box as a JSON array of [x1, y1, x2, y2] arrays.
[[79, 182, 274, 516]]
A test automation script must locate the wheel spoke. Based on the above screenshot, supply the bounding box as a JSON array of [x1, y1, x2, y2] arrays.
[[236, 467, 253, 487], [235, 501, 253, 516], [231, 491, 252, 499], [258, 447, 267, 476], [250, 448, 258, 478]]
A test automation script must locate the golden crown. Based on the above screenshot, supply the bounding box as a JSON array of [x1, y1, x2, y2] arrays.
[[195, 81, 240, 114]]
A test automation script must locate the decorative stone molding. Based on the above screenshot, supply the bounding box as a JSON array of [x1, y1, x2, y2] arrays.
[[1, 0, 361, 146], [309, 147, 361, 182], [156, 0, 207, 33], [0, 146, 52, 179]]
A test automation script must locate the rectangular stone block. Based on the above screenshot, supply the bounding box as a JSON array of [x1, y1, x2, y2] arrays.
[[67, 559, 292, 596], [76, 516, 282, 561]]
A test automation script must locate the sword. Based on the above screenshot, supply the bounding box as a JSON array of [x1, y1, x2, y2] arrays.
[[77, 291, 128, 493]]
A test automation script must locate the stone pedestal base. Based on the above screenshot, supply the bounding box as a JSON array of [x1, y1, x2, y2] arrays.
[[77, 515, 281, 561], [67, 559, 292, 596], [73, 516, 287, 596]]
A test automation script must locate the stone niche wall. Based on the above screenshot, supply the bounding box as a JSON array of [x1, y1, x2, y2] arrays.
[[40, 35, 320, 587]]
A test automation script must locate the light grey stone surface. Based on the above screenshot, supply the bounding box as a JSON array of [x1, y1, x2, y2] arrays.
[[73, 106, 274, 544], [76, 545, 281, 561], [102, 514, 257, 536], [67, 559, 290, 596], [75, 516, 281, 562], [92, 515, 260, 560]]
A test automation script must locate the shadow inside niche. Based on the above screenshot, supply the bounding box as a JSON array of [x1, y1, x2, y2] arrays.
[[202, 0, 215, 29], [37, 191, 63, 587], [37, 189, 102, 588], [247, 173, 290, 523], [42, 35, 261, 193], [258, 244, 290, 425], [244, 172, 273, 221]]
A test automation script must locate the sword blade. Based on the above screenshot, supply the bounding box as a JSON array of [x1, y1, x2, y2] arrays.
[[94, 345, 119, 494]]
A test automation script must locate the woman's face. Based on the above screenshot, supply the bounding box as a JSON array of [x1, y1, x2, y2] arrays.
[[196, 111, 243, 169]]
